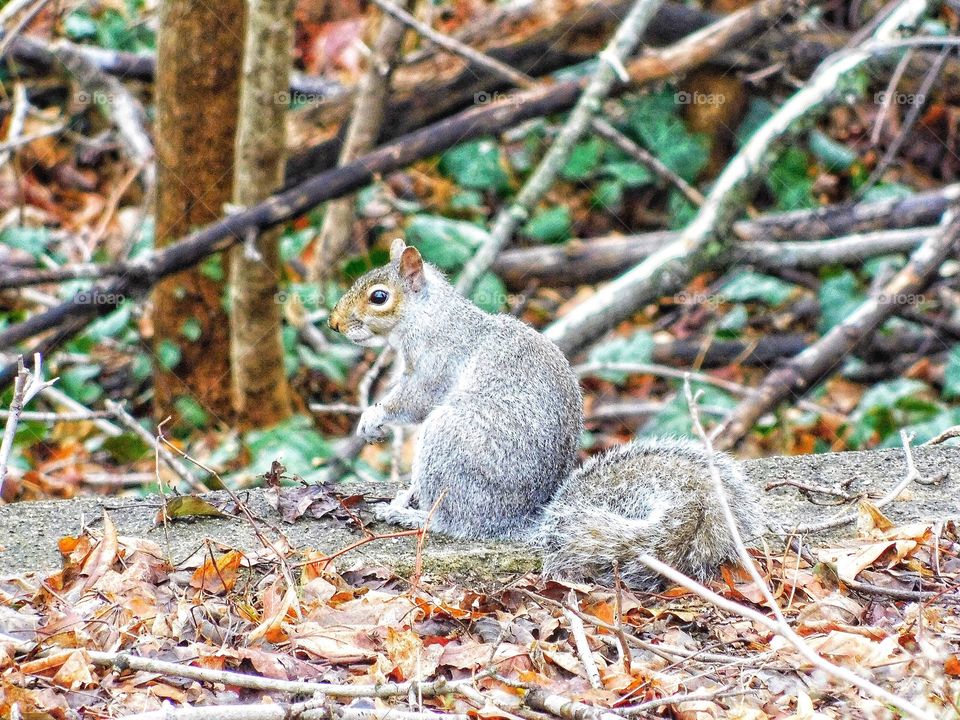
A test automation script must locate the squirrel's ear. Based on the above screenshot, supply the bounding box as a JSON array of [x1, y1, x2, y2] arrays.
[[389, 237, 407, 262], [399, 246, 425, 291]]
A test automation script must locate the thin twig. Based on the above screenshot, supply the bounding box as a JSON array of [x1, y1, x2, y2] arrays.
[[0, 353, 56, 497], [636, 554, 936, 720], [563, 594, 604, 690], [104, 400, 206, 493], [789, 430, 946, 534]]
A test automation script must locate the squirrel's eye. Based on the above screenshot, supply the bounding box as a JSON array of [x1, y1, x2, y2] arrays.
[[369, 289, 390, 305]]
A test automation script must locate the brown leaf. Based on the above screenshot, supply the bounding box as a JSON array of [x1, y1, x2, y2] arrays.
[[190, 550, 244, 594], [77, 511, 119, 593]]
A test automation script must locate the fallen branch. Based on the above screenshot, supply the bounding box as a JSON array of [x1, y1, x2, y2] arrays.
[[493, 227, 933, 289], [0, 0, 796, 386], [714, 204, 960, 449], [85, 650, 488, 699], [456, 0, 667, 293], [543, 0, 929, 355]]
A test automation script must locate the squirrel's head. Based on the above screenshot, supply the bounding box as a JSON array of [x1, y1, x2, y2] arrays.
[[328, 238, 426, 346]]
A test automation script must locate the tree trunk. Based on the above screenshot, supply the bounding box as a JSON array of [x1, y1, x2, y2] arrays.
[[152, 0, 245, 424], [228, 0, 296, 427], [309, 5, 409, 280]]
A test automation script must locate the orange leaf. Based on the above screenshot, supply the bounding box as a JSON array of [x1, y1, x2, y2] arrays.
[[190, 550, 244, 594], [946, 655, 960, 677]]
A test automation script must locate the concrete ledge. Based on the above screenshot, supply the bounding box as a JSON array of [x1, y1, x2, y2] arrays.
[[1, 445, 957, 582]]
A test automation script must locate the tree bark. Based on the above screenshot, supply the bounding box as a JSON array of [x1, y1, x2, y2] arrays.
[[310, 3, 410, 280], [152, 0, 245, 423], [228, 0, 296, 428]]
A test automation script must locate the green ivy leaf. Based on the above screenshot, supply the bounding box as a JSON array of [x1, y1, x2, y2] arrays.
[[601, 161, 653, 187], [561, 137, 603, 180], [0, 226, 51, 260], [180, 318, 202, 342], [767, 147, 816, 211], [406, 215, 487, 269], [174, 396, 209, 429], [156, 339, 182, 370], [588, 331, 654, 384], [720, 270, 798, 306], [60, 365, 103, 405], [470, 272, 507, 313], [808, 130, 857, 171], [244, 415, 332, 482], [818, 271, 864, 332], [439, 138, 511, 192], [522, 206, 571, 244]]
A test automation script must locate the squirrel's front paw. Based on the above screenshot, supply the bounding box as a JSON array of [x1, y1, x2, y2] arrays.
[[375, 502, 426, 529], [357, 404, 388, 442]]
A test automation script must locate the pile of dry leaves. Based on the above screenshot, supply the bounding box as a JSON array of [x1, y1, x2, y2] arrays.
[[0, 498, 957, 719]]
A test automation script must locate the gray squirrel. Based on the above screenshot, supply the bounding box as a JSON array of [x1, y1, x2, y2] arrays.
[[329, 239, 761, 589]]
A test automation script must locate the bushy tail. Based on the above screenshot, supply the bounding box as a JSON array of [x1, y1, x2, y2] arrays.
[[536, 504, 664, 589]]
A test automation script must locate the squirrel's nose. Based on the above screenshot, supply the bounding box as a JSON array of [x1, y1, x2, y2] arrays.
[[328, 314, 342, 333]]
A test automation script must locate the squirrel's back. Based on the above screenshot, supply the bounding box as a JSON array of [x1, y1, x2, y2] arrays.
[[537, 438, 761, 590]]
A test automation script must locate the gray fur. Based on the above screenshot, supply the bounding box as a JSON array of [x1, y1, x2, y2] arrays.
[[537, 438, 761, 590], [330, 242, 583, 540], [331, 243, 762, 585]]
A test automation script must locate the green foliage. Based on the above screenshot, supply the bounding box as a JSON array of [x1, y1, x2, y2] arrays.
[[587, 331, 654, 384], [848, 378, 939, 448], [180, 318, 202, 342], [818, 271, 864, 332], [667, 190, 697, 229], [64, 2, 155, 52], [199, 255, 225, 282], [470, 272, 508, 313], [561, 137, 603, 180], [103, 433, 151, 464], [639, 383, 737, 438], [83, 305, 132, 343], [720, 270, 797, 306], [244, 415, 332, 482], [0, 226, 52, 260], [717, 304, 748, 336], [943, 346, 960, 400], [767, 147, 816, 211], [808, 130, 857, 172], [174, 396, 209, 429], [860, 183, 915, 203], [439, 138, 511, 192], [60, 365, 103, 405], [626, 90, 710, 183], [156, 339, 182, 370], [522, 206, 571, 244], [602, 161, 653, 186], [405, 215, 487, 269]]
